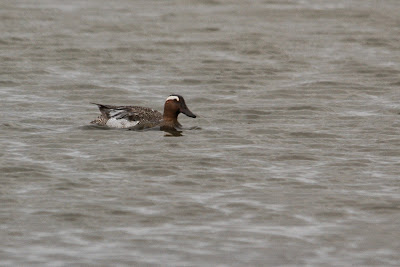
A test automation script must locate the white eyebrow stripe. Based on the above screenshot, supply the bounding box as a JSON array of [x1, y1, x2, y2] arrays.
[[166, 96, 179, 102]]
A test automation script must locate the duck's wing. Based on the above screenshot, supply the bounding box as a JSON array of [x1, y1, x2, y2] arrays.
[[92, 103, 131, 119], [92, 103, 162, 127]]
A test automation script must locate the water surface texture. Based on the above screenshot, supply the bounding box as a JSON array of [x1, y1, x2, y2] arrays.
[[1, 0, 400, 266]]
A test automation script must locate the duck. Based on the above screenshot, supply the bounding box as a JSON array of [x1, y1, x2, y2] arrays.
[[91, 94, 196, 130]]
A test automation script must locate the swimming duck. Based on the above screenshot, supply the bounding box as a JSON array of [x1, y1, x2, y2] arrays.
[[91, 94, 196, 130]]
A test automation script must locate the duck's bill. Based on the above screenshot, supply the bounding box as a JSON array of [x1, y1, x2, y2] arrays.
[[181, 107, 196, 118]]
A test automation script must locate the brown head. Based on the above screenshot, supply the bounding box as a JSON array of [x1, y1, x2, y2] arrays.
[[162, 94, 196, 127]]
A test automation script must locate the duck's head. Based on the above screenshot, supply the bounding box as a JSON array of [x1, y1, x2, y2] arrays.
[[163, 95, 196, 120]]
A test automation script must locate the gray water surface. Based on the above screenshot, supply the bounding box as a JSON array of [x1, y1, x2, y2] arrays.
[[1, 0, 400, 266]]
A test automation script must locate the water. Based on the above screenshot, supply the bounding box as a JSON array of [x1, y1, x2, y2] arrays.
[[1, 0, 400, 265]]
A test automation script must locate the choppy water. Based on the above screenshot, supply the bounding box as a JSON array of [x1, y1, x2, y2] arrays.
[[1, 0, 400, 266]]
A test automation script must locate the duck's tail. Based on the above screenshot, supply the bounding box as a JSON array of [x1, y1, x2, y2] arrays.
[[91, 103, 110, 108]]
